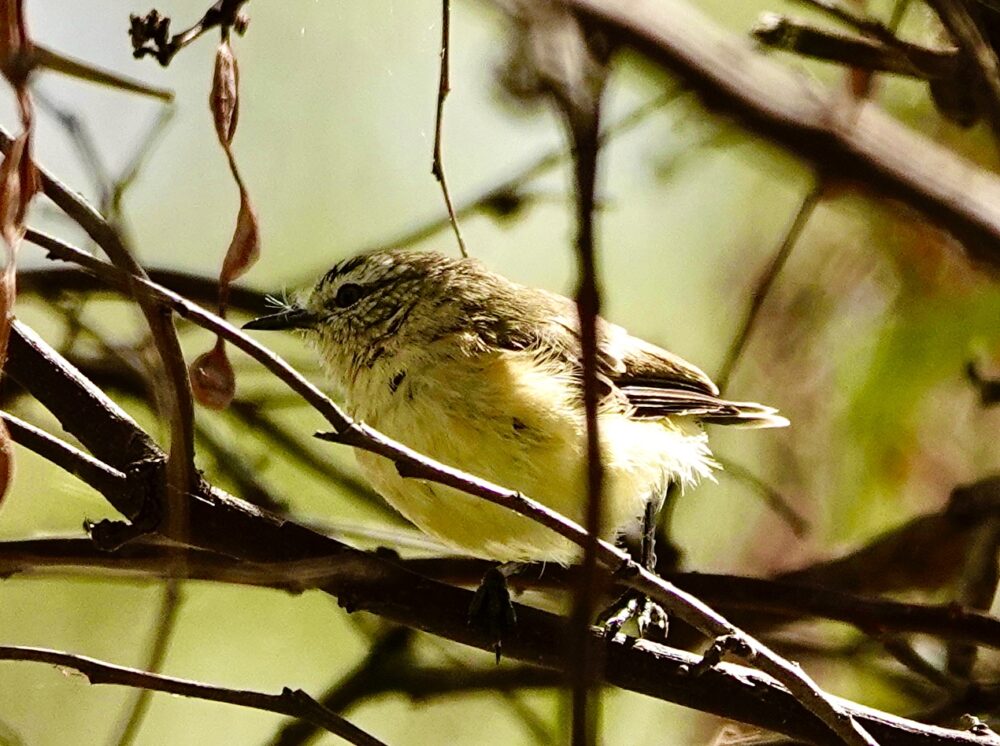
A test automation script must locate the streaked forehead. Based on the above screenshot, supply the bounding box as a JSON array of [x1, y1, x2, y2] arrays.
[[316, 252, 401, 290]]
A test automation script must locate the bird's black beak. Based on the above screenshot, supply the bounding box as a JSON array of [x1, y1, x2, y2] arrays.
[[243, 307, 317, 331]]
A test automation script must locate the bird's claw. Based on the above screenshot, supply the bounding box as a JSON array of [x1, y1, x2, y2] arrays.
[[597, 588, 668, 643]]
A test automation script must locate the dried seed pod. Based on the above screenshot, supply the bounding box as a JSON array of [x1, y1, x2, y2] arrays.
[[210, 40, 239, 146], [220, 185, 259, 287], [189, 339, 236, 410]]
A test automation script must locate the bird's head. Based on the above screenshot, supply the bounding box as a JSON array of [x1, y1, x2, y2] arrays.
[[244, 249, 500, 384]]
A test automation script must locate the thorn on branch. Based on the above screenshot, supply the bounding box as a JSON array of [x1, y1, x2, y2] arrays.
[[687, 634, 756, 677], [314, 428, 353, 446]]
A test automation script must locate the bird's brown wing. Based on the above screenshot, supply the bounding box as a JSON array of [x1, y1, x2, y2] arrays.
[[483, 287, 786, 428], [615, 335, 718, 394], [613, 334, 787, 428]]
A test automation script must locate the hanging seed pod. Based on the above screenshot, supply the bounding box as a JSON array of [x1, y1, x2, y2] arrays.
[[189, 338, 236, 410], [210, 40, 239, 146]]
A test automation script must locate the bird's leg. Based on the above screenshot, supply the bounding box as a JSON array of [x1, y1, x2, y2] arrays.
[[597, 499, 669, 641], [468, 561, 523, 663]]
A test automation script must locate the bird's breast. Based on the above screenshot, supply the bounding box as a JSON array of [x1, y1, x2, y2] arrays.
[[344, 347, 713, 563]]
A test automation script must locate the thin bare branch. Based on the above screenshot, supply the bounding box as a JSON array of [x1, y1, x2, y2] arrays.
[[716, 183, 822, 389], [880, 636, 961, 693], [431, 0, 468, 258], [32, 45, 173, 101], [0, 409, 125, 498], [715, 457, 809, 537], [753, 14, 959, 80], [6, 321, 157, 497], [791, 0, 907, 41], [0, 645, 385, 746], [566, 73, 603, 746], [268, 627, 557, 746]]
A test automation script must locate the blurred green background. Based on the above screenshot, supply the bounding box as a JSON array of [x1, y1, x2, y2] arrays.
[[0, 0, 998, 743]]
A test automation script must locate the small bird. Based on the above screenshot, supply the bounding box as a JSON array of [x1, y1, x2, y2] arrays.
[[244, 249, 787, 574]]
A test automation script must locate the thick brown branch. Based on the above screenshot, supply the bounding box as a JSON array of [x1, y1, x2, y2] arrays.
[[7, 311, 355, 563], [10, 538, 1000, 655], [6, 322, 156, 519], [0, 539, 993, 745]]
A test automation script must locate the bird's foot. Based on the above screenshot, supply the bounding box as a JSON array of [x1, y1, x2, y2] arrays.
[[468, 565, 518, 663], [597, 588, 668, 643]]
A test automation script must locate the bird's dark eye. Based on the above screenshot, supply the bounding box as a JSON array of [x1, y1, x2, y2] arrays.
[[334, 283, 363, 308]]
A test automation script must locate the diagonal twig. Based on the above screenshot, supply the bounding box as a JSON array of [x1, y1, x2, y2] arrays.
[[0, 645, 385, 746], [431, 0, 468, 258], [753, 14, 959, 81], [715, 457, 809, 537], [31, 45, 173, 101], [0, 409, 125, 498], [716, 183, 822, 389]]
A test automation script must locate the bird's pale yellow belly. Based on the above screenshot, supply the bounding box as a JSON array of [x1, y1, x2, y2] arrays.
[[349, 349, 713, 564]]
